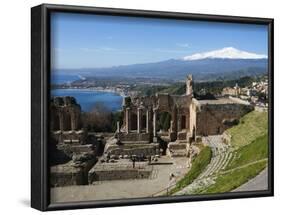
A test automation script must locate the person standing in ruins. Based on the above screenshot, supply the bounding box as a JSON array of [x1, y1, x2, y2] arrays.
[[169, 173, 176, 188]]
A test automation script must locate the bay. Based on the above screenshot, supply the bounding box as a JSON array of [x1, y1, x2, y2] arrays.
[[51, 89, 123, 112]]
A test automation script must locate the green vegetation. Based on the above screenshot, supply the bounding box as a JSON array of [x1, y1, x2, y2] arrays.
[[158, 84, 185, 95], [135, 85, 168, 96], [226, 134, 268, 170], [172, 110, 268, 195], [199, 160, 267, 194], [136, 75, 265, 98], [197, 111, 269, 194], [169, 146, 212, 194], [193, 76, 257, 95], [82, 103, 123, 132], [227, 111, 268, 147], [133, 83, 185, 96], [158, 112, 172, 131]]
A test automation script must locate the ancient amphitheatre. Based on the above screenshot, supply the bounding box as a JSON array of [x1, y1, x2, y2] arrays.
[[49, 74, 268, 202]]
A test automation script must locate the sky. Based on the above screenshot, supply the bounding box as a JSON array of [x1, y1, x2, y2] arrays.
[[51, 12, 268, 69]]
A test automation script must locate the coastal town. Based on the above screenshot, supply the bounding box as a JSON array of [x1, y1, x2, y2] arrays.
[[52, 74, 269, 109], [221, 77, 268, 108]]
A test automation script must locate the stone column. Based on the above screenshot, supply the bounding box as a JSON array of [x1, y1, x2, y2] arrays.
[[170, 120, 174, 132], [153, 109, 158, 143], [172, 108, 178, 134], [116, 121, 120, 133], [153, 109, 157, 138], [170, 107, 178, 141], [177, 114, 182, 132], [137, 108, 142, 133], [125, 108, 131, 134], [146, 109, 149, 133], [71, 113, 77, 131], [59, 112, 64, 131]]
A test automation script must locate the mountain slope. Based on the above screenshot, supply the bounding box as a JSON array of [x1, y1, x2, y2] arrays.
[[55, 47, 268, 81], [182, 47, 267, 61]]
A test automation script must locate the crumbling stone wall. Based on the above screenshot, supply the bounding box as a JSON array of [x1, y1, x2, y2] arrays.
[[104, 142, 159, 157], [120, 75, 253, 144], [51, 159, 96, 187], [190, 98, 254, 136], [88, 162, 152, 183], [121, 93, 192, 142], [50, 97, 86, 143], [89, 168, 152, 182], [50, 96, 99, 187], [50, 96, 82, 132]]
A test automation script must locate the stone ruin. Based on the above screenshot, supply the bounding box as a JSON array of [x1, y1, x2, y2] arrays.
[[104, 74, 254, 159], [50, 75, 254, 185], [49, 96, 102, 187]]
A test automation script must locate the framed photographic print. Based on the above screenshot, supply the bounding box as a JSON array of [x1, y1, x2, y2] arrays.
[[31, 4, 274, 211]]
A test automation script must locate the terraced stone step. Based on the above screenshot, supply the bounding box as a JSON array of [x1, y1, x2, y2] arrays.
[[167, 141, 189, 157], [175, 135, 234, 195]]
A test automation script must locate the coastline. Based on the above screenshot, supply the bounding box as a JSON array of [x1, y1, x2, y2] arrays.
[[51, 87, 127, 98]]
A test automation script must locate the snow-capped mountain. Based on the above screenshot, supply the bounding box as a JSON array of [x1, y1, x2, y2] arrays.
[[182, 47, 267, 61], [57, 47, 268, 81]]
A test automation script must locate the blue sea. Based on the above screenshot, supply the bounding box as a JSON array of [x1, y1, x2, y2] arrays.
[[51, 89, 123, 112]]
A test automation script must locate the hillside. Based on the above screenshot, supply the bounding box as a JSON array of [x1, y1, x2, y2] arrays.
[[201, 111, 269, 193], [136, 75, 264, 97], [171, 110, 269, 195], [226, 134, 268, 170], [54, 59, 267, 82], [226, 111, 268, 148]]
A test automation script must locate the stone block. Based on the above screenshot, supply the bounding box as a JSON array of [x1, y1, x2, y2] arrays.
[[88, 161, 152, 183], [50, 159, 96, 187]]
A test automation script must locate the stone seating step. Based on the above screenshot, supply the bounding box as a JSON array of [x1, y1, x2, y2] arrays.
[[121, 140, 150, 144], [221, 152, 233, 170], [67, 144, 94, 153], [168, 142, 188, 150]]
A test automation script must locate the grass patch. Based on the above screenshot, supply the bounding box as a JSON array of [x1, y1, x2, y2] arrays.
[[199, 160, 267, 194], [226, 134, 268, 170], [169, 111, 269, 195], [227, 111, 268, 148], [169, 146, 212, 194], [198, 111, 269, 194]]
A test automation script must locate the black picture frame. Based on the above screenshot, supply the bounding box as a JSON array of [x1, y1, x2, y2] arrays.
[[31, 4, 274, 211]]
